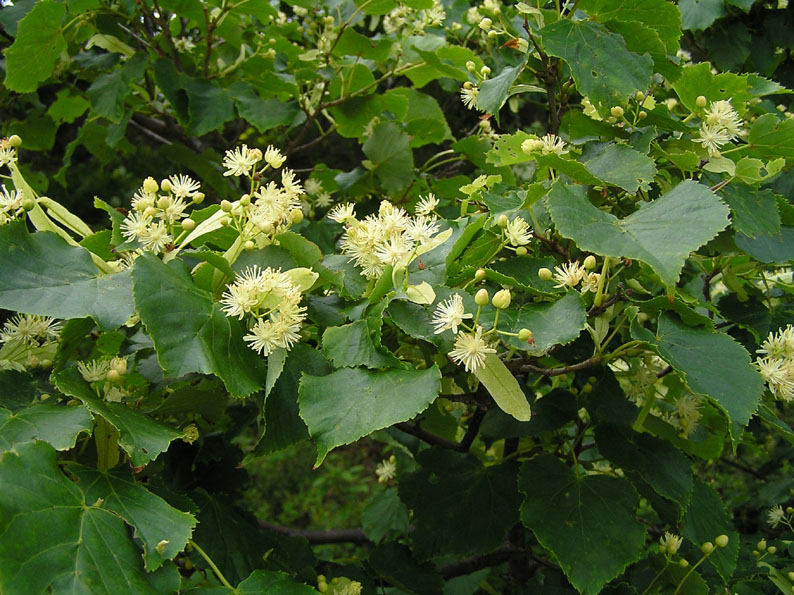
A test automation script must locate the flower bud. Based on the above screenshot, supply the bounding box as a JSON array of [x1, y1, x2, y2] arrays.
[[696, 95, 707, 108], [757, 539, 767, 551], [22, 197, 35, 212], [40, 359, 52, 370], [220, 216, 231, 226], [239, 194, 251, 207], [475, 288, 490, 306], [679, 559, 689, 568], [157, 196, 170, 210], [182, 218, 195, 232], [143, 177, 159, 194], [160, 178, 172, 192], [111, 357, 127, 375], [610, 106, 624, 118], [638, 110, 647, 119], [583, 255, 597, 270], [487, 30, 497, 38], [480, 65, 491, 77], [492, 288, 511, 309], [192, 192, 205, 204], [768, 546, 778, 554], [479, 17, 492, 30], [143, 207, 156, 218], [220, 200, 233, 212], [497, 214, 508, 227], [106, 369, 121, 384], [244, 240, 255, 251], [538, 267, 553, 281], [7, 134, 22, 147], [516, 246, 528, 256], [466, 60, 476, 72], [715, 534, 729, 548], [518, 328, 533, 341], [290, 208, 304, 224], [635, 91, 645, 102], [474, 268, 486, 281], [788, 571, 794, 581], [701, 542, 714, 555]]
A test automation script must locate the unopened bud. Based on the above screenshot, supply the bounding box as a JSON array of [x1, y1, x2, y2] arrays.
[[497, 214, 508, 227], [638, 111, 647, 119], [479, 17, 492, 30], [7, 134, 21, 147], [583, 255, 597, 270], [758, 540, 767, 551], [711, 149, 721, 159], [492, 288, 511, 309], [538, 267, 553, 281], [143, 177, 159, 194], [157, 196, 170, 210], [240, 194, 251, 207], [143, 207, 156, 218], [160, 179, 172, 192], [220, 200, 233, 212], [516, 246, 528, 256], [701, 542, 714, 555], [715, 535, 729, 548], [111, 357, 127, 375], [768, 546, 778, 554], [788, 571, 794, 581], [192, 192, 205, 204], [106, 369, 121, 384], [696, 95, 707, 108], [635, 91, 645, 102], [480, 65, 491, 77], [40, 359, 52, 369], [220, 216, 231, 226], [475, 268, 486, 281], [22, 197, 35, 212], [290, 208, 304, 224], [475, 288, 490, 306], [244, 240, 255, 251], [679, 559, 689, 568], [518, 328, 532, 341], [466, 60, 476, 72], [610, 106, 624, 118], [182, 218, 195, 232]]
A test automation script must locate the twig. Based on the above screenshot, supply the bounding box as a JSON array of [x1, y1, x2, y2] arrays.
[[520, 355, 602, 377], [457, 407, 486, 452], [257, 522, 372, 544], [129, 117, 173, 145], [394, 422, 459, 450]]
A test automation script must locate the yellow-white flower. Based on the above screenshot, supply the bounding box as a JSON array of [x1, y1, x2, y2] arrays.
[[431, 294, 472, 335], [222, 145, 259, 177], [553, 261, 586, 289], [167, 174, 201, 200], [264, 145, 287, 169], [415, 193, 439, 216], [449, 326, 496, 372], [504, 216, 533, 246]]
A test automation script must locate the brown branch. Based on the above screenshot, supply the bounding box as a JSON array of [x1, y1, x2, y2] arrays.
[[520, 355, 602, 377], [394, 422, 459, 450], [657, 365, 673, 378], [587, 285, 631, 317], [439, 546, 533, 579], [457, 407, 486, 452]]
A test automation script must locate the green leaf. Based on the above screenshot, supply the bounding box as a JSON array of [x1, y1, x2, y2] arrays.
[[485, 256, 561, 297], [519, 454, 645, 595], [383, 88, 453, 147], [53, 368, 181, 467], [0, 222, 134, 330], [3, 0, 66, 93], [679, 0, 725, 32], [477, 63, 524, 118], [299, 366, 441, 465], [132, 253, 267, 397], [604, 20, 679, 82], [735, 227, 794, 263], [70, 466, 197, 571], [546, 180, 730, 288], [580, 0, 682, 53], [672, 63, 754, 114], [399, 449, 521, 559], [594, 424, 693, 507], [0, 404, 92, 452], [237, 570, 317, 594], [474, 353, 531, 421], [539, 19, 652, 108], [583, 143, 657, 193], [0, 441, 157, 593], [230, 82, 299, 133], [747, 114, 794, 166], [87, 54, 148, 123], [333, 28, 393, 61], [369, 542, 443, 595], [361, 487, 410, 543], [681, 481, 739, 582], [184, 78, 236, 137], [720, 185, 781, 238], [322, 317, 401, 369], [640, 313, 764, 441], [362, 122, 414, 192]]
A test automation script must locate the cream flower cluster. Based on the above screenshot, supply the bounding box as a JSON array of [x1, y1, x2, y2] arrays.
[[220, 265, 311, 357], [756, 324, 794, 401], [551, 261, 599, 292], [521, 134, 569, 156], [383, 0, 445, 37], [693, 99, 743, 157], [121, 174, 203, 255], [0, 314, 61, 371], [431, 294, 496, 373], [329, 200, 446, 280], [0, 185, 24, 226]]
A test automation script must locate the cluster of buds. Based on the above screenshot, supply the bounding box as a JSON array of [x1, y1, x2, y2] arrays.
[[329, 200, 450, 281], [76, 356, 129, 401], [521, 134, 569, 156], [539, 256, 600, 292], [431, 274, 532, 373], [383, 0, 446, 37], [121, 175, 204, 256], [692, 97, 743, 158], [0, 314, 61, 372], [0, 134, 21, 169], [220, 265, 317, 357], [375, 455, 397, 483], [756, 324, 794, 401]]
